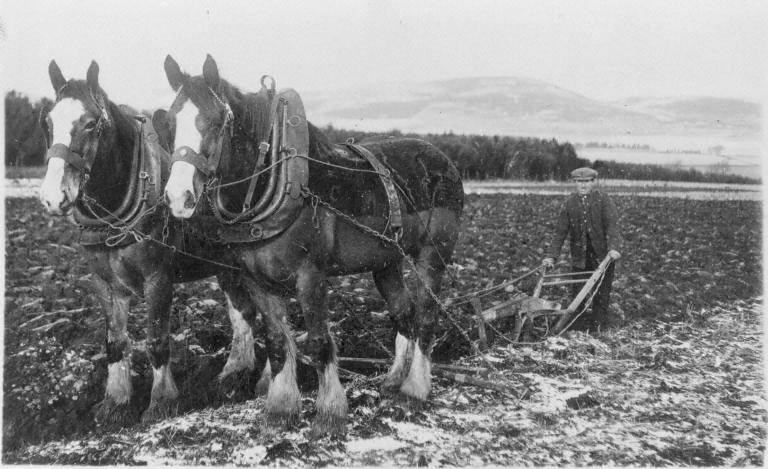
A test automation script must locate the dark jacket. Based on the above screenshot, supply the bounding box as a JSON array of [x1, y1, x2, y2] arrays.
[[547, 189, 621, 268]]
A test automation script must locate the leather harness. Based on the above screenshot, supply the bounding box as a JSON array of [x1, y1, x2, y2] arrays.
[[169, 80, 403, 245], [75, 116, 166, 247], [344, 143, 403, 238]]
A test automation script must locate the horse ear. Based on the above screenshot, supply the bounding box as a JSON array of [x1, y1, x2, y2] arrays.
[[49, 60, 66, 96], [203, 54, 220, 88], [86, 60, 109, 111], [86, 60, 100, 91], [164, 55, 186, 92], [152, 109, 175, 153]]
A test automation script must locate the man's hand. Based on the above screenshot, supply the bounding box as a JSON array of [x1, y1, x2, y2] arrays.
[[608, 249, 621, 260], [542, 257, 555, 269]]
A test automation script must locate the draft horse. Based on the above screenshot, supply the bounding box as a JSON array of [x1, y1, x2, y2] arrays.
[[161, 54, 464, 434], [38, 60, 270, 426]]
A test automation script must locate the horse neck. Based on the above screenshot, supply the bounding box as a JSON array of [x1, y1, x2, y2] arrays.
[[85, 105, 137, 210]]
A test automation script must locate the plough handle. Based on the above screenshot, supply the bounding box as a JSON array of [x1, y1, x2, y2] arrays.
[[532, 269, 545, 298], [552, 252, 617, 334]]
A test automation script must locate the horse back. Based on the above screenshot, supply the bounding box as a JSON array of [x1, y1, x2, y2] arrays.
[[307, 137, 463, 221]]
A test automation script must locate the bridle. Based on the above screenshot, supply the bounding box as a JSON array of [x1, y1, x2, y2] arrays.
[[169, 85, 234, 178], [42, 87, 111, 179]]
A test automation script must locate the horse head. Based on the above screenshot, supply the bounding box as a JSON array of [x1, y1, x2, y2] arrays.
[[162, 54, 237, 219], [38, 60, 126, 216]]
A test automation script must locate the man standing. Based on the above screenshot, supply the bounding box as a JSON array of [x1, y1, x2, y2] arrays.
[[542, 167, 621, 331]]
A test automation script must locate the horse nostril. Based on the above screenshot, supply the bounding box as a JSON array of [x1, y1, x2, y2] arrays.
[[183, 190, 196, 210], [58, 192, 69, 211]]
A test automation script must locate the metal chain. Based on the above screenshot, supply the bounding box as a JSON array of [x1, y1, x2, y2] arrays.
[[79, 195, 241, 271], [301, 186, 477, 349]]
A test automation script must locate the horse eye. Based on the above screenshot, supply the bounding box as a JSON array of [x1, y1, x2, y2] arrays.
[[84, 121, 97, 131]]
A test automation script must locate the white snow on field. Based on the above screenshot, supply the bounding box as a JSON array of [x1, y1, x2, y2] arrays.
[[526, 375, 593, 413], [6, 178, 42, 198], [346, 435, 406, 453]]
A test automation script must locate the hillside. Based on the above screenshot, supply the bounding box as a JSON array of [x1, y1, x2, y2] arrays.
[[302, 77, 761, 144]]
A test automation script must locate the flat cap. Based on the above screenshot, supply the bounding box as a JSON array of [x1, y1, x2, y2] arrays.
[[570, 167, 598, 180]]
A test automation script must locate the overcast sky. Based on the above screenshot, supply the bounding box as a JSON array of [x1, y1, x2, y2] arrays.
[[1, 0, 766, 110]]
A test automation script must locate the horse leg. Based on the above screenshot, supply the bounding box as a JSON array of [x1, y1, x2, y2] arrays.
[[91, 275, 136, 426], [217, 273, 271, 398], [399, 246, 446, 401], [141, 271, 179, 423], [296, 264, 347, 436], [240, 277, 301, 426], [373, 260, 417, 394]]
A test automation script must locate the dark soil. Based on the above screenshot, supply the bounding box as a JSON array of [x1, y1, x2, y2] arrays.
[[3, 192, 763, 466]]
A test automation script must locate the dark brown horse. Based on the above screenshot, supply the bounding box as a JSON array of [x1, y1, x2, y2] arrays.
[[162, 55, 464, 434], [38, 60, 270, 426]]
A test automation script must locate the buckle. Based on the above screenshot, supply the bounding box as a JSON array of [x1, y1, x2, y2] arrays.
[[249, 225, 263, 239]]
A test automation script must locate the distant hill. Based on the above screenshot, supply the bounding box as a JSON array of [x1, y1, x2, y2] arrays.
[[302, 77, 761, 144]]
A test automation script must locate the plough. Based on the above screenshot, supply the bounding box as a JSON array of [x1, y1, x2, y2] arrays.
[[321, 252, 618, 395], [470, 252, 618, 347]]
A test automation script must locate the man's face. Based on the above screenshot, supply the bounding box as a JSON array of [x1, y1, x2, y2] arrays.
[[575, 178, 596, 195]]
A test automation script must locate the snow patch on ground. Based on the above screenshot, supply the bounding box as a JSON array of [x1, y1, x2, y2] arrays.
[[527, 375, 593, 413], [347, 436, 406, 453]]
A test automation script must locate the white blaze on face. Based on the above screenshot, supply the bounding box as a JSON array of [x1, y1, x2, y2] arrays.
[[174, 101, 202, 153], [164, 101, 203, 218], [49, 98, 86, 146], [39, 157, 68, 212], [39, 98, 85, 213]]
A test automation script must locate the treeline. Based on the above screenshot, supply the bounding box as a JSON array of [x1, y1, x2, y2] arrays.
[[5, 91, 52, 167], [322, 125, 590, 181], [5, 91, 760, 184], [592, 160, 758, 184]]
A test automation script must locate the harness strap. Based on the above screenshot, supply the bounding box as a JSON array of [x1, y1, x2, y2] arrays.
[[344, 143, 403, 236], [171, 146, 213, 176], [242, 141, 271, 211], [47, 143, 92, 173]]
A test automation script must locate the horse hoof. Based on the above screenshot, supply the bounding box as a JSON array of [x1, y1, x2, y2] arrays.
[[310, 412, 347, 440], [141, 399, 179, 424], [94, 399, 137, 428]]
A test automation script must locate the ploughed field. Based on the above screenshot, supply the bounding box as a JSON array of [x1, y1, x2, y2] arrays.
[[3, 187, 764, 466]]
